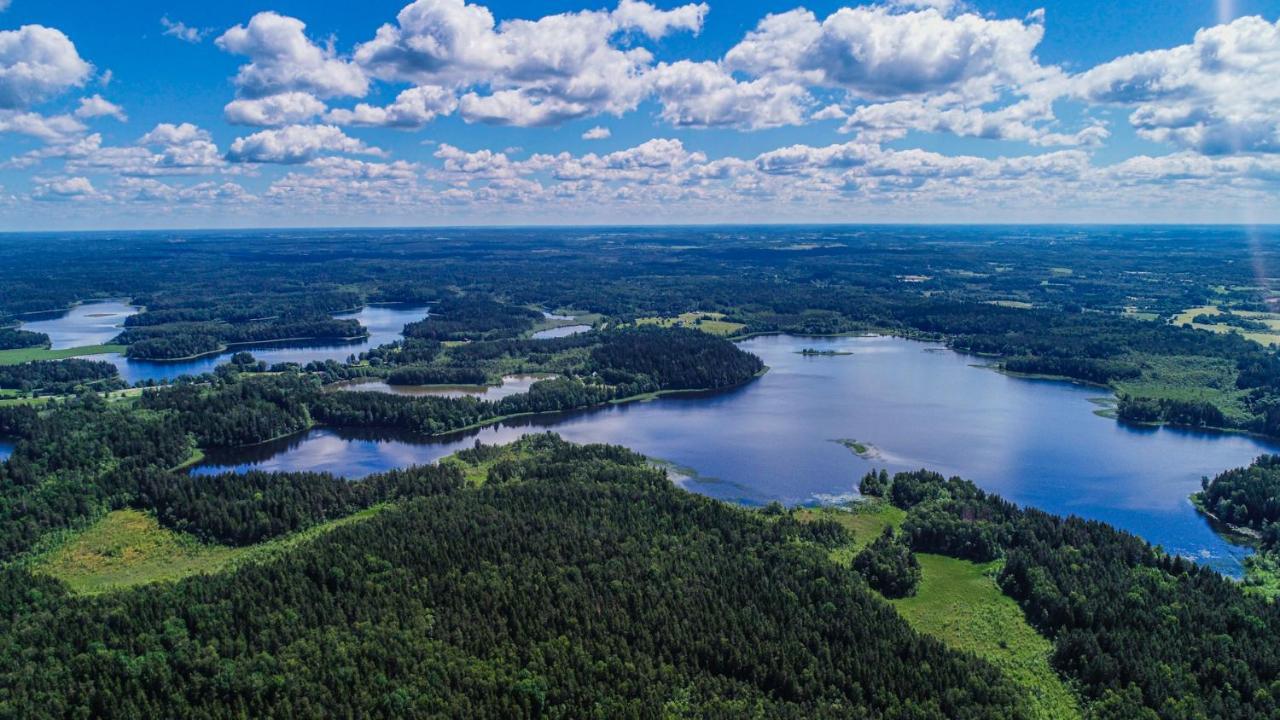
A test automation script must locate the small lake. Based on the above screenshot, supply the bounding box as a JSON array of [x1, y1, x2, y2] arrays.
[[0, 439, 13, 463], [23, 302, 428, 384], [194, 334, 1280, 576], [331, 374, 555, 400], [532, 325, 592, 340], [19, 300, 137, 349]]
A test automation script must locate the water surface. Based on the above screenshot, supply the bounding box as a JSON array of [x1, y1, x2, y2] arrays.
[[25, 302, 428, 384], [0, 439, 12, 463], [532, 325, 592, 339], [332, 374, 555, 400], [195, 334, 1280, 576], [19, 301, 136, 348]]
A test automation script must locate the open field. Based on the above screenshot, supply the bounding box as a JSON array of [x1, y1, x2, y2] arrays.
[[635, 311, 745, 336], [893, 554, 1084, 720], [1172, 305, 1280, 347], [794, 501, 906, 565], [0, 344, 125, 366], [34, 506, 388, 594]]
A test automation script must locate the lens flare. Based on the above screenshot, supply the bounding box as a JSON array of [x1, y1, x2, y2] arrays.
[[1217, 0, 1237, 24]]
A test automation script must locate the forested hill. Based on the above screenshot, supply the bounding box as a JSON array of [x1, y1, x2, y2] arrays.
[[0, 437, 1028, 719]]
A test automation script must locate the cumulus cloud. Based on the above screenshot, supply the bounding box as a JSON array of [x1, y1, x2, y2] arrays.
[[226, 124, 383, 163], [0, 110, 84, 142], [327, 85, 457, 128], [74, 94, 126, 121], [726, 6, 1050, 99], [651, 61, 811, 129], [32, 175, 96, 201], [224, 91, 327, 126], [217, 12, 367, 99], [1076, 15, 1280, 154], [582, 126, 610, 140], [354, 0, 707, 126], [161, 17, 210, 44], [0, 25, 92, 110]]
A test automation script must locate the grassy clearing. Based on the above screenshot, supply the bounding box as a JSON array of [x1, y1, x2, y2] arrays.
[[797, 504, 1081, 719], [34, 506, 388, 595], [985, 300, 1034, 309], [893, 555, 1083, 720], [0, 344, 125, 366], [1171, 305, 1280, 348], [636, 312, 745, 336], [794, 501, 906, 564], [1114, 354, 1253, 425]]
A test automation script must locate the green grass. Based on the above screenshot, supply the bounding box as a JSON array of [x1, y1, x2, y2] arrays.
[[636, 312, 745, 336], [1171, 305, 1280, 348], [794, 501, 906, 564], [797, 504, 1082, 719], [893, 554, 1083, 720], [34, 506, 388, 595], [1113, 353, 1253, 425], [0, 344, 125, 366]]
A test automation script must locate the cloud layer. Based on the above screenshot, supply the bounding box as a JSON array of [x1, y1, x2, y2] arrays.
[[2, 2, 1280, 225]]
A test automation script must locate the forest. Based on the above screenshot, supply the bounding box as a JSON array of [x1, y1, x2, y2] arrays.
[[2, 227, 1280, 716]]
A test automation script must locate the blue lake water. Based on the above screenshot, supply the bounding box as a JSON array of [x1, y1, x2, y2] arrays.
[[0, 439, 12, 463], [331, 374, 555, 400], [22, 302, 429, 384], [19, 300, 137, 349], [194, 333, 1279, 576], [531, 325, 592, 339]]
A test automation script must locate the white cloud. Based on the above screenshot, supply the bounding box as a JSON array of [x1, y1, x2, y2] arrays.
[[0, 25, 92, 110], [327, 85, 457, 128], [651, 61, 810, 129], [611, 0, 708, 40], [1076, 15, 1280, 154], [224, 91, 327, 126], [161, 17, 210, 44], [0, 110, 84, 142], [32, 175, 95, 201], [58, 123, 226, 176], [74, 94, 126, 121], [226, 124, 383, 163], [355, 0, 705, 127], [726, 6, 1050, 100], [582, 126, 610, 140], [217, 12, 367, 99]]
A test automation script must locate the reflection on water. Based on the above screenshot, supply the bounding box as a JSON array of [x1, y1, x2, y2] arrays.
[[0, 439, 13, 462], [194, 334, 1280, 576], [532, 324, 592, 339], [332, 374, 556, 400], [24, 301, 429, 384], [19, 300, 137, 349]]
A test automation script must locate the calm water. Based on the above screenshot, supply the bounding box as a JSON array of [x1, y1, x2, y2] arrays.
[[23, 302, 428, 384], [19, 300, 137, 348], [332, 374, 556, 400], [0, 439, 12, 463], [194, 334, 1280, 576], [532, 325, 592, 339]]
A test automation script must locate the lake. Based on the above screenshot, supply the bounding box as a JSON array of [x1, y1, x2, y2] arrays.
[[531, 325, 592, 339], [0, 439, 12, 463], [331, 373, 556, 400], [22, 302, 429, 384], [193, 333, 1279, 576], [19, 300, 137, 349]]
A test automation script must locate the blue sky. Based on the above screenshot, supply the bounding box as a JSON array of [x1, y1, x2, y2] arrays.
[[1, 0, 1279, 228]]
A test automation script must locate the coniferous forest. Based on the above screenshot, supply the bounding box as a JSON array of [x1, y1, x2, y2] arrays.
[[3, 227, 1280, 717]]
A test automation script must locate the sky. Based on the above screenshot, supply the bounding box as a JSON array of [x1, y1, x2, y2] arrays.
[[1, 0, 1279, 229]]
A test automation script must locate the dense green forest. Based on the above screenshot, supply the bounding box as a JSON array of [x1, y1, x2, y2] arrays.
[[862, 468, 1280, 719], [3, 227, 1280, 716], [3, 227, 1280, 438], [0, 438, 1029, 719]]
